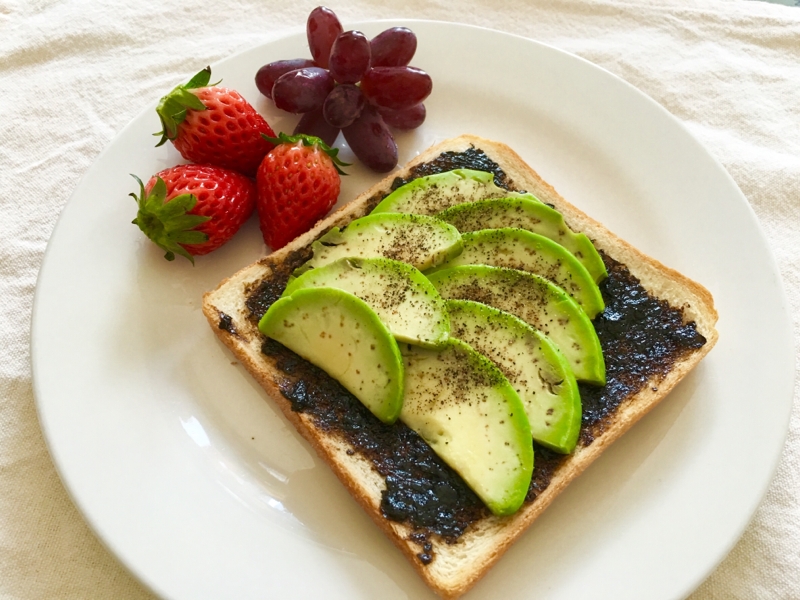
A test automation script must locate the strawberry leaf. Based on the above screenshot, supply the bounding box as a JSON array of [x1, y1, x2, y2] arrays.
[[173, 230, 209, 245], [154, 66, 220, 147], [129, 174, 210, 264], [262, 132, 351, 176], [185, 67, 213, 89]]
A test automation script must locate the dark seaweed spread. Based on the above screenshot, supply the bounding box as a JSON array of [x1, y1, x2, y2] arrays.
[[263, 341, 489, 548], [391, 146, 513, 191], [578, 256, 706, 444], [236, 146, 707, 560]]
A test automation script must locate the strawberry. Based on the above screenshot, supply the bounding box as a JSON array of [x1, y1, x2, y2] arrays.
[[256, 133, 348, 250], [155, 67, 276, 177], [131, 164, 256, 263]]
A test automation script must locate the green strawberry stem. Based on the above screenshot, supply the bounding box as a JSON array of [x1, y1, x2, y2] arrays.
[[262, 132, 350, 175], [154, 67, 220, 147], [129, 174, 210, 264]]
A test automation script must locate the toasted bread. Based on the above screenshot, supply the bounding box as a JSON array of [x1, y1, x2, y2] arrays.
[[202, 135, 718, 599]]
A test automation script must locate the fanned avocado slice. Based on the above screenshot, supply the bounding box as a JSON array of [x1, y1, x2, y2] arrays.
[[259, 288, 404, 424], [371, 169, 520, 215], [400, 338, 533, 516], [437, 196, 608, 283], [283, 257, 450, 348], [428, 265, 605, 385], [294, 213, 463, 276], [446, 300, 581, 453], [431, 228, 604, 319]]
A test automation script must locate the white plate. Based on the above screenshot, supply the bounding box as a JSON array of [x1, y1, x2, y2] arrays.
[[32, 20, 794, 600]]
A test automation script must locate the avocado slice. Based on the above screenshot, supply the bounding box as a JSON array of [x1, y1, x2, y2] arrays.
[[371, 169, 520, 215], [428, 265, 605, 385], [446, 300, 581, 453], [431, 228, 604, 319], [437, 196, 608, 283], [282, 257, 450, 348], [400, 338, 533, 516], [294, 213, 463, 276], [259, 287, 404, 424]]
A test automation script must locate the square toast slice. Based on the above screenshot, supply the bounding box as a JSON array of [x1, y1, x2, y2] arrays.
[[202, 135, 719, 599]]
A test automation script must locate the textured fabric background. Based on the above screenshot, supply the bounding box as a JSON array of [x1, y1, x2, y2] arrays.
[[1, 0, 798, 597]]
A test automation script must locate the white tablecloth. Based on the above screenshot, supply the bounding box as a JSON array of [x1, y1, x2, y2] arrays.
[[2, 0, 798, 597]]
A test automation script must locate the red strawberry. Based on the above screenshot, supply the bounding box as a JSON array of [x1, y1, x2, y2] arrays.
[[155, 67, 276, 177], [256, 133, 347, 250], [131, 164, 256, 263]]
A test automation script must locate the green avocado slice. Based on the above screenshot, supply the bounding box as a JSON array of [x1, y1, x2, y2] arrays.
[[294, 213, 463, 276], [446, 300, 582, 453], [428, 265, 605, 385], [437, 196, 608, 284], [430, 227, 604, 319], [282, 257, 450, 348], [371, 169, 520, 215], [259, 287, 404, 424], [400, 338, 533, 516]]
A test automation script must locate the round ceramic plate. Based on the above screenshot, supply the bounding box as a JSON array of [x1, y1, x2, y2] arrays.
[[32, 20, 794, 600]]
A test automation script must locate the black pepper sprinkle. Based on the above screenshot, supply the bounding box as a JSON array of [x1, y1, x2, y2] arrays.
[[244, 148, 707, 562], [264, 337, 490, 542]]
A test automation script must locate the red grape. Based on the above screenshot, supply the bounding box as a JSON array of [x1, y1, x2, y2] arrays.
[[255, 59, 315, 98], [342, 104, 397, 173], [360, 66, 432, 111], [378, 103, 426, 130], [323, 84, 365, 128], [259, 8, 432, 173], [328, 30, 371, 84], [307, 6, 342, 69], [293, 107, 340, 147], [272, 67, 334, 114], [370, 27, 417, 67]]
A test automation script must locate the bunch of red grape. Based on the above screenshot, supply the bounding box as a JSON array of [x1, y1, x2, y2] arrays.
[[255, 6, 432, 173]]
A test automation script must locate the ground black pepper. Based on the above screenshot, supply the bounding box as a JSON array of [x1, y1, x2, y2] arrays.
[[263, 337, 490, 544], [239, 147, 707, 562]]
